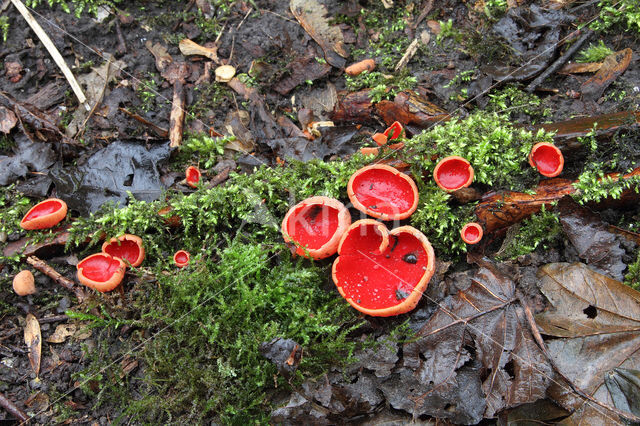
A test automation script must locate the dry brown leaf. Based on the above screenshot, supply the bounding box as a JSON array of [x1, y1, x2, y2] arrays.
[[535, 263, 640, 422], [24, 313, 42, 377], [559, 62, 603, 74], [581, 48, 633, 101], [46, 324, 76, 344], [290, 0, 348, 68]]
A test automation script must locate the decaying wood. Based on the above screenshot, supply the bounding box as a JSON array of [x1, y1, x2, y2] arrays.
[[394, 38, 419, 72], [3, 230, 72, 259], [581, 48, 633, 101], [26, 256, 86, 301], [330, 89, 376, 124], [169, 81, 186, 148], [207, 167, 231, 188], [0, 91, 70, 143], [475, 167, 640, 234], [536, 110, 640, 141], [375, 91, 450, 128], [119, 107, 168, 138], [0, 391, 29, 423], [526, 29, 592, 93], [10, 0, 87, 109]]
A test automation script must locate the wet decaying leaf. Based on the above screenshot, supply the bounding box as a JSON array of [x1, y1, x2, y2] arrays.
[[290, 0, 348, 69], [403, 258, 552, 419], [581, 48, 633, 102], [605, 368, 640, 416], [535, 263, 640, 422], [24, 313, 42, 377], [272, 51, 332, 96], [482, 5, 573, 82], [557, 197, 626, 280], [0, 135, 57, 186], [265, 126, 359, 162], [259, 337, 302, 378], [49, 141, 171, 215]]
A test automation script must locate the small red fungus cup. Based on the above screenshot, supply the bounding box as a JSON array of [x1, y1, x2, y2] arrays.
[[332, 220, 435, 317], [529, 142, 564, 178], [383, 121, 404, 140], [20, 198, 68, 230], [186, 166, 201, 188], [281, 196, 352, 260], [173, 250, 190, 267], [460, 222, 483, 245], [102, 234, 145, 267], [347, 164, 419, 221], [372, 133, 388, 146], [77, 253, 127, 292], [433, 156, 474, 192]]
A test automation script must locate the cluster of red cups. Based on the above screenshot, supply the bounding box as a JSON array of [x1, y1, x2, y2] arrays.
[[282, 122, 565, 316]]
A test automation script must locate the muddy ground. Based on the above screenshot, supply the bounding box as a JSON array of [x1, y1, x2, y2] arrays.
[[1, 0, 640, 424]]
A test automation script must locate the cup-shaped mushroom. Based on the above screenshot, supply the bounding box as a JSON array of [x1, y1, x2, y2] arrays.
[[281, 196, 352, 260], [460, 222, 483, 245], [348, 164, 419, 221], [173, 250, 190, 267], [529, 142, 564, 178], [383, 121, 404, 140], [433, 156, 474, 192], [102, 234, 145, 267], [332, 220, 435, 317], [186, 166, 201, 188], [13, 270, 36, 296], [20, 198, 68, 230], [77, 253, 126, 292]]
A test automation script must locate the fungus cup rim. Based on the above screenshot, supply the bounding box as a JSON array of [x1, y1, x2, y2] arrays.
[[20, 198, 68, 230], [102, 234, 146, 267], [347, 164, 419, 221], [77, 253, 126, 293], [433, 156, 474, 192]]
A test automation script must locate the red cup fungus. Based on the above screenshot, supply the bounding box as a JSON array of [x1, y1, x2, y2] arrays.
[[372, 133, 388, 146], [347, 164, 419, 221], [433, 156, 474, 192], [529, 142, 564, 178], [20, 198, 68, 230], [383, 121, 404, 140], [460, 222, 483, 245], [13, 270, 36, 296], [77, 253, 126, 292], [186, 166, 201, 188], [102, 234, 145, 267], [281, 196, 352, 260], [332, 219, 435, 317], [173, 250, 190, 267]]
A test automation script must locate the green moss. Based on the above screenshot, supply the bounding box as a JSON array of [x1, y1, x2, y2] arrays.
[[625, 250, 640, 290], [345, 71, 417, 103], [25, 0, 123, 18], [497, 206, 561, 259], [487, 85, 551, 122], [0, 16, 8, 43], [590, 0, 640, 33], [576, 40, 615, 63]]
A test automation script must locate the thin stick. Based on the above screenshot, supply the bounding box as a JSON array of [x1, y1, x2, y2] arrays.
[[26, 256, 86, 301], [0, 391, 29, 423], [10, 0, 88, 109]]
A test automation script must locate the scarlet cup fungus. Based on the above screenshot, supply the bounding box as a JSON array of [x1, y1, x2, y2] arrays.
[[433, 156, 474, 192], [347, 164, 418, 221], [332, 219, 435, 317], [186, 166, 201, 188], [20, 198, 68, 230], [13, 270, 36, 296], [460, 222, 483, 245], [383, 121, 404, 140], [77, 253, 126, 292], [529, 142, 564, 178], [102, 234, 145, 267], [281, 196, 352, 260], [174, 250, 190, 267]]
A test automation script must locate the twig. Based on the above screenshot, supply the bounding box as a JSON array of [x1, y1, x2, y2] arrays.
[[169, 80, 186, 148], [0, 391, 29, 423], [395, 38, 420, 72], [526, 29, 593, 93], [119, 107, 168, 138], [207, 167, 231, 188], [26, 256, 86, 301], [114, 19, 127, 55], [10, 0, 88, 110]]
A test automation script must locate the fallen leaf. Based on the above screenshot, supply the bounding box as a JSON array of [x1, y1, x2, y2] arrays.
[[46, 324, 76, 344], [290, 0, 348, 69], [24, 313, 42, 377], [0, 106, 17, 133], [581, 48, 632, 101], [119, 355, 139, 378], [605, 368, 640, 416], [260, 337, 302, 377], [559, 62, 603, 74], [403, 258, 552, 419], [557, 196, 626, 280], [535, 263, 640, 422]]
